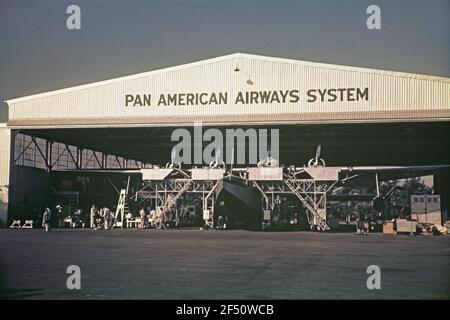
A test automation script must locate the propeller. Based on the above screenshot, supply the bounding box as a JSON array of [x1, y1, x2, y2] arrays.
[[307, 145, 326, 167], [166, 147, 181, 169], [210, 147, 224, 169], [171, 147, 176, 165], [257, 149, 278, 167]]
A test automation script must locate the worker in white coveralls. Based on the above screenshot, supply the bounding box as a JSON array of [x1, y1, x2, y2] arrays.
[[104, 207, 113, 230], [149, 209, 156, 228], [90, 205, 97, 229], [139, 207, 146, 229], [42, 208, 51, 232]]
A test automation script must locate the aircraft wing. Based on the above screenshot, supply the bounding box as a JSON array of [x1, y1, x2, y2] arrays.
[[339, 165, 450, 181], [57, 169, 143, 174]]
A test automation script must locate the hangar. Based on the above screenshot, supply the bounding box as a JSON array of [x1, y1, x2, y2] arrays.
[[1, 53, 449, 228]]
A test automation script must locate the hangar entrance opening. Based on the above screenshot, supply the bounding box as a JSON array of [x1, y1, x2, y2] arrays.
[[8, 121, 450, 229]]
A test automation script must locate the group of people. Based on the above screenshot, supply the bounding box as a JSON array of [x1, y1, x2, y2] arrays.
[[40, 204, 173, 231], [90, 205, 114, 230], [139, 207, 168, 229]]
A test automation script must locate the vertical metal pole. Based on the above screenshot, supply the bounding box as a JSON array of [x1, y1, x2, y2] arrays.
[[211, 193, 214, 228], [156, 182, 158, 207], [135, 180, 139, 202], [21, 134, 24, 166], [375, 173, 380, 197], [76, 147, 79, 169], [126, 176, 131, 194], [79, 148, 83, 169], [48, 141, 52, 171], [202, 184, 205, 211], [44, 140, 48, 170]]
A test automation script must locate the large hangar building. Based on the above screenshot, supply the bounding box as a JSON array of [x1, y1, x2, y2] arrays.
[[1, 53, 450, 226]]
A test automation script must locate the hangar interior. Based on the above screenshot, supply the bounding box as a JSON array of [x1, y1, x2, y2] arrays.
[[5, 121, 450, 230], [2, 53, 450, 230]]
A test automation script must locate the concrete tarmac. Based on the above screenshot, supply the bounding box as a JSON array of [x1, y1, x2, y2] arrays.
[[0, 229, 449, 299]]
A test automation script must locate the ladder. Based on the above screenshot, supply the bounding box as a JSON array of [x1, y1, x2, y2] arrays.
[[114, 189, 131, 228], [159, 180, 192, 216], [284, 178, 330, 231], [114, 177, 131, 228]]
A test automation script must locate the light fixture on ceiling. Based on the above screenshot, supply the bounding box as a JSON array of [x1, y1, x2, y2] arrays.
[[234, 65, 254, 85]]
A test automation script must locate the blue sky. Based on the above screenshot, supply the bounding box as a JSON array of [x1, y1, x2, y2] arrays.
[[0, 0, 449, 121]]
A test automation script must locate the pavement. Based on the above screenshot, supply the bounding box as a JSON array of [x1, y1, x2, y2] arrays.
[[0, 228, 449, 299]]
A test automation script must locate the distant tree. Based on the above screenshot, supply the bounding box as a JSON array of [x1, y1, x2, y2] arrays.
[[329, 177, 433, 221], [380, 177, 432, 219], [402, 177, 433, 195]]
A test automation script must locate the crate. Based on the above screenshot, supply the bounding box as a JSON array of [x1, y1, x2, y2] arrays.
[[411, 195, 441, 213], [383, 221, 396, 234], [396, 219, 417, 233], [426, 195, 441, 212], [411, 195, 426, 213], [411, 211, 441, 225]]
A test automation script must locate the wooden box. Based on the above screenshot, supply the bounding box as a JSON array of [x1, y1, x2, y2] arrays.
[[396, 219, 417, 233], [383, 221, 396, 234]]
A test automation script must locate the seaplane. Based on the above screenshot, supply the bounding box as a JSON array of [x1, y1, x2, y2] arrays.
[[66, 145, 449, 231]]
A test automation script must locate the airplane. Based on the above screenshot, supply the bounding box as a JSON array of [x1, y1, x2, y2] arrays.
[[61, 145, 449, 231]]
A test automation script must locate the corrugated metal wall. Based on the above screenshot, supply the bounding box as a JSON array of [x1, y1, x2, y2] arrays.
[[6, 54, 450, 126], [0, 126, 11, 227]]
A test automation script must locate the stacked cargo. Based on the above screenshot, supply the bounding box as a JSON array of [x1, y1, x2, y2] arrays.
[[410, 195, 448, 235], [411, 195, 442, 225], [382, 195, 445, 235]]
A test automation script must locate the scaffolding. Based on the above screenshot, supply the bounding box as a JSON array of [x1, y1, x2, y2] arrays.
[[133, 165, 340, 231]]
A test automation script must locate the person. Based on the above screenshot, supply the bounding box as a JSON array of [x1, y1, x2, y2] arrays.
[[90, 205, 97, 229], [138, 207, 146, 229], [94, 207, 102, 230], [217, 215, 225, 229], [149, 209, 156, 228], [158, 210, 166, 230], [109, 208, 115, 229], [73, 209, 83, 227], [363, 221, 369, 234], [346, 214, 351, 224], [46, 207, 52, 222], [104, 207, 113, 230], [56, 205, 64, 228], [42, 208, 50, 232]]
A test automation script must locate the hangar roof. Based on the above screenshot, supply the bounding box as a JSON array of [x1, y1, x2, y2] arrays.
[[6, 53, 450, 104], [5, 53, 450, 128]]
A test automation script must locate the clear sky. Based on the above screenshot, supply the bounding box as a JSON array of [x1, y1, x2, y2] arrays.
[[0, 0, 449, 122]]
